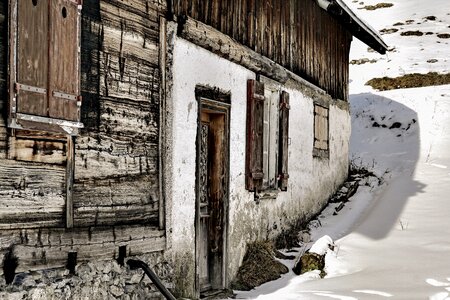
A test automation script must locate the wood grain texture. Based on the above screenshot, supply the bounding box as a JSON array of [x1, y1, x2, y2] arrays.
[[49, 0, 80, 121], [175, 0, 352, 101], [16, 0, 49, 116], [0, 159, 66, 229], [0, 0, 166, 231], [74, 0, 166, 227], [0, 226, 165, 274], [179, 17, 289, 83]]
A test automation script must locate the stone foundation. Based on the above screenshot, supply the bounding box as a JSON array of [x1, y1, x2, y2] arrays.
[[0, 253, 173, 300]]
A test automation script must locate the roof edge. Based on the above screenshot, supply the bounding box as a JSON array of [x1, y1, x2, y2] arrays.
[[316, 0, 389, 54]]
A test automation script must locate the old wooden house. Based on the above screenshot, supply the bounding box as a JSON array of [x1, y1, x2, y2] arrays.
[[0, 0, 387, 298]]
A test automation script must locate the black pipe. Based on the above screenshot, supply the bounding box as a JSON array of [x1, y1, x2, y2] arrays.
[[127, 259, 176, 300]]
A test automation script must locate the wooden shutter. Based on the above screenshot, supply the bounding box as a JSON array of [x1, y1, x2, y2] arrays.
[[278, 91, 290, 191], [49, 0, 81, 121], [15, 0, 49, 117], [246, 79, 265, 191], [9, 0, 82, 133], [314, 105, 329, 151]]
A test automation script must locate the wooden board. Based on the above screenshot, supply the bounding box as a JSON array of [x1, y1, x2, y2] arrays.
[[0, 226, 165, 274], [0, 159, 66, 229], [16, 0, 49, 116], [49, 0, 80, 121]]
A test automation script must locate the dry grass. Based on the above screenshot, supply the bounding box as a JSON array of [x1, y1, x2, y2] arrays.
[[350, 58, 378, 65], [231, 241, 288, 291], [366, 72, 450, 91], [437, 33, 450, 39], [380, 28, 398, 35], [359, 2, 393, 10], [401, 30, 424, 36]]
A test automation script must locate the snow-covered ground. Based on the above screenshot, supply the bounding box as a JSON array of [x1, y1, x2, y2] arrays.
[[232, 0, 450, 299]]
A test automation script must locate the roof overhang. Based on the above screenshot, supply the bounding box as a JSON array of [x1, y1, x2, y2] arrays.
[[316, 0, 389, 54]]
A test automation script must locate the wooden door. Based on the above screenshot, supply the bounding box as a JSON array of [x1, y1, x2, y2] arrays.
[[197, 104, 229, 295], [199, 114, 211, 291]]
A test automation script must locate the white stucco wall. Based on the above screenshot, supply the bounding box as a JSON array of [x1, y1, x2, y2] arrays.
[[168, 36, 351, 291]]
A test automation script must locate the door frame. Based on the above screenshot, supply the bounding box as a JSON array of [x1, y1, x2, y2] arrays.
[[195, 95, 231, 297]]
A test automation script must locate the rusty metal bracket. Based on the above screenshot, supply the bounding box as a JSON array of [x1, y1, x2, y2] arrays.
[[15, 83, 47, 95], [53, 91, 78, 101]]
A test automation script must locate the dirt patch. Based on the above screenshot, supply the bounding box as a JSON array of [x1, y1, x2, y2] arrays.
[[380, 28, 398, 35], [230, 241, 288, 291], [401, 30, 424, 36], [427, 59, 438, 63], [437, 33, 450, 39], [405, 19, 415, 24], [359, 2, 393, 10], [350, 58, 378, 65], [366, 72, 450, 91]]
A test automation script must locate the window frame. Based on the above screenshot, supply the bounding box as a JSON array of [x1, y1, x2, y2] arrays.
[[313, 102, 330, 159], [245, 77, 290, 194], [261, 77, 281, 191], [7, 0, 83, 136]]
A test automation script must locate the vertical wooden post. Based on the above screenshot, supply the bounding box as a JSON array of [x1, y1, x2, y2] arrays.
[[158, 16, 167, 230], [66, 135, 75, 228]]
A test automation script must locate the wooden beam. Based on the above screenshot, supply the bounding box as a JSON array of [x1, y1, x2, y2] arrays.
[[177, 16, 346, 106], [178, 17, 289, 83], [66, 136, 75, 228], [159, 16, 167, 230], [0, 226, 165, 275]]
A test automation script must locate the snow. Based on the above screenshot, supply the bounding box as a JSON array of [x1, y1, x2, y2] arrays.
[[309, 235, 334, 255], [229, 0, 450, 299]]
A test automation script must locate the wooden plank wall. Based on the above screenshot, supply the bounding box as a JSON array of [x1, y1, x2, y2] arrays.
[[174, 0, 352, 101], [75, 0, 166, 227], [0, 0, 167, 273], [0, 0, 166, 230], [0, 1, 8, 157]]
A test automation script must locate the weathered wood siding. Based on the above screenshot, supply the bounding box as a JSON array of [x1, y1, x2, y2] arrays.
[[0, 0, 166, 229], [0, 2, 8, 156], [75, 0, 166, 227], [0, 0, 167, 273], [174, 0, 352, 101]]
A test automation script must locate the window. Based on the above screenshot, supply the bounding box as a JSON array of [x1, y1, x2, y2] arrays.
[[313, 103, 329, 158], [246, 79, 290, 192], [8, 0, 83, 135]]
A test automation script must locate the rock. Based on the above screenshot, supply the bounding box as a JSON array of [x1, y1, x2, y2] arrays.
[[21, 275, 36, 288], [298, 230, 311, 243], [29, 288, 48, 300], [3, 291, 27, 300], [110, 285, 124, 298], [111, 261, 123, 274], [129, 273, 143, 284], [292, 252, 325, 275], [335, 202, 345, 213], [102, 262, 112, 274], [389, 122, 402, 129], [75, 264, 90, 275]]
